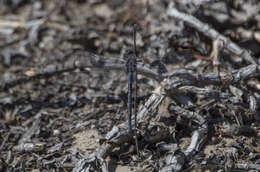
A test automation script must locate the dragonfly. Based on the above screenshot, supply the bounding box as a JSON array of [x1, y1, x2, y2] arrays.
[[125, 24, 138, 134], [125, 24, 140, 155]]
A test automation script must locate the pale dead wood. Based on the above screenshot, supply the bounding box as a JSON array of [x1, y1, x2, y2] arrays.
[[167, 3, 258, 65], [1, 51, 259, 91], [73, 85, 166, 172]]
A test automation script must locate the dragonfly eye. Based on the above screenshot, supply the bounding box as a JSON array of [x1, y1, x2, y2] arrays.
[[123, 49, 134, 59]]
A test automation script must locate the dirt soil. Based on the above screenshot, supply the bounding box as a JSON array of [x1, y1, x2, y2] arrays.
[[0, 0, 260, 171]]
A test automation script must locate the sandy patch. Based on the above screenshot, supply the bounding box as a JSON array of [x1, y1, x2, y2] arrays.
[[73, 129, 101, 154]]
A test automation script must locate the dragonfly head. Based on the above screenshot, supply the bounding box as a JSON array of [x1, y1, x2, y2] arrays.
[[123, 49, 135, 60]]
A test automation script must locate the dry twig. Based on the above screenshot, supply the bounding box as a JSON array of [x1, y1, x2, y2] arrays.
[[167, 3, 258, 65], [1, 51, 259, 91]]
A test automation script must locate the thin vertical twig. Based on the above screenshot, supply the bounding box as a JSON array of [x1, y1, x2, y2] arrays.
[[133, 24, 137, 132]]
